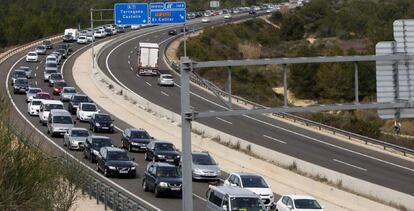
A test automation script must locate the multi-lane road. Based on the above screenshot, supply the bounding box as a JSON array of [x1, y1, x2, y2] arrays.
[[1, 11, 413, 211]]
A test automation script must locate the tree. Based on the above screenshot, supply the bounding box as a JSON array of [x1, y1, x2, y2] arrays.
[[280, 15, 305, 41]]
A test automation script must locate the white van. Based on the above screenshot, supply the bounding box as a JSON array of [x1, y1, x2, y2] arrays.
[[47, 109, 74, 137], [206, 185, 265, 211], [39, 100, 64, 125]]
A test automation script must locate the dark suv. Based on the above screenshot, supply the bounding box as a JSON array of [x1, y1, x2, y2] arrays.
[[121, 128, 153, 152], [68, 94, 91, 114], [89, 113, 114, 133], [13, 78, 29, 94], [83, 135, 113, 163], [142, 162, 182, 197], [145, 141, 180, 165], [96, 147, 136, 178]]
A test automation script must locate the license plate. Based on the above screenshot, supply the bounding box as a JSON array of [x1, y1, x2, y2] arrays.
[[166, 159, 174, 162], [119, 170, 128, 174], [102, 127, 109, 129], [170, 187, 180, 191]]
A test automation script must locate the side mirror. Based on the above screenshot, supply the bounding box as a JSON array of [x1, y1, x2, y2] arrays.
[[151, 136, 154, 139], [131, 158, 135, 161], [222, 205, 228, 211], [230, 183, 237, 187], [287, 205, 293, 210]]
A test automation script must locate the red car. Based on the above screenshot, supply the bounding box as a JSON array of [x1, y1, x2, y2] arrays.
[[53, 81, 68, 95], [34, 92, 51, 100]]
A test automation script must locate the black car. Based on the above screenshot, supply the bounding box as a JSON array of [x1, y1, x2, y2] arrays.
[[43, 39, 53, 49], [63, 34, 73, 43], [68, 94, 91, 114], [96, 147, 136, 178], [121, 128, 153, 152], [11, 70, 27, 85], [89, 113, 114, 133], [145, 140, 180, 165], [13, 78, 29, 94], [142, 162, 182, 197], [249, 10, 257, 15], [83, 135, 113, 163], [168, 29, 177, 35], [58, 43, 72, 53]]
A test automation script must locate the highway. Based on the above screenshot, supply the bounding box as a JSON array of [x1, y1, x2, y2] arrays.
[[0, 11, 413, 211], [99, 15, 414, 196]]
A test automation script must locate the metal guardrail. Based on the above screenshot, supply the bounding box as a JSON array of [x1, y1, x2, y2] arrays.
[[0, 35, 152, 211], [164, 36, 414, 157]]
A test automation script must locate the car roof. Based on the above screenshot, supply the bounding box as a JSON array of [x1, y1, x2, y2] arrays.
[[50, 109, 70, 115], [14, 70, 25, 73], [209, 185, 259, 197], [153, 162, 176, 167], [37, 92, 50, 95], [130, 128, 147, 132], [90, 135, 111, 140], [284, 195, 317, 200], [28, 87, 42, 90], [152, 140, 173, 144], [80, 102, 95, 105], [70, 127, 88, 131], [41, 100, 63, 104], [232, 172, 264, 177], [103, 147, 125, 152], [63, 86, 75, 89]]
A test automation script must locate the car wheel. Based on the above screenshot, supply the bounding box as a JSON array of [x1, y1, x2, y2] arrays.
[[154, 186, 160, 197], [142, 180, 148, 192], [103, 168, 109, 177], [93, 126, 97, 133], [47, 129, 50, 134]]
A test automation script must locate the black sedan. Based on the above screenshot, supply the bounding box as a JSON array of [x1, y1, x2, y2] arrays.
[[89, 113, 114, 133], [168, 29, 177, 35], [142, 162, 182, 197], [144, 140, 180, 165], [121, 128, 153, 152], [83, 135, 113, 163], [96, 147, 136, 178]]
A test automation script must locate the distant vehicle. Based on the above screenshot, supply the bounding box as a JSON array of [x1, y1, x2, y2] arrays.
[[191, 151, 221, 181], [11, 70, 27, 85], [13, 78, 29, 94], [121, 128, 153, 152], [204, 10, 212, 16], [46, 55, 58, 64], [77, 36, 88, 44], [26, 51, 38, 62], [52, 81, 68, 95], [104, 28, 113, 36], [43, 70, 58, 82], [77, 102, 99, 122], [43, 39, 53, 49], [38, 100, 64, 125], [276, 195, 324, 211], [26, 87, 42, 102], [44, 62, 58, 75], [89, 113, 114, 133], [157, 74, 174, 86], [47, 109, 74, 137], [138, 42, 159, 76], [68, 94, 91, 114], [34, 92, 51, 100], [206, 185, 265, 211], [116, 26, 125, 33], [202, 17, 211, 23], [94, 30, 105, 38], [249, 10, 257, 15], [48, 73, 64, 87], [18, 66, 32, 78], [83, 135, 113, 163], [131, 25, 141, 30], [27, 99, 42, 116], [142, 162, 182, 197], [58, 43, 72, 53], [51, 51, 62, 63], [35, 45, 47, 55], [224, 14, 232, 19], [145, 140, 180, 165], [168, 29, 177, 35], [224, 173, 274, 209], [64, 127, 90, 150], [63, 28, 79, 42], [86, 34, 95, 42], [96, 147, 136, 178], [60, 87, 77, 101], [57, 48, 68, 59]]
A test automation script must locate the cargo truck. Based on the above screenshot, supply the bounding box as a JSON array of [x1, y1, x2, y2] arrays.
[[138, 42, 159, 76]]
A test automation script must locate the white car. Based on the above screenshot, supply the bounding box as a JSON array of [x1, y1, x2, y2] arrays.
[[76, 102, 99, 121], [224, 172, 274, 209], [27, 99, 42, 116], [86, 34, 94, 42], [276, 195, 324, 211], [77, 36, 88, 44], [157, 74, 175, 86], [94, 31, 105, 38], [26, 51, 38, 62], [26, 87, 42, 102], [131, 25, 141, 30], [202, 17, 210, 23], [224, 14, 232, 19]]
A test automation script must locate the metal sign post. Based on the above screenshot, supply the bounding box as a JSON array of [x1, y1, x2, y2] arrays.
[[90, 8, 114, 69]]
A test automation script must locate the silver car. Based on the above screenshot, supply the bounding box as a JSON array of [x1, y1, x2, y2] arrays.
[[60, 87, 77, 101], [64, 127, 90, 150], [18, 66, 32, 78], [45, 61, 58, 72], [191, 151, 221, 180], [43, 70, 58, 82], [26, 87, 42, 102], [47, 109, 74, 137], [157, 74, 175, 86], [35, 45, 47, 55]]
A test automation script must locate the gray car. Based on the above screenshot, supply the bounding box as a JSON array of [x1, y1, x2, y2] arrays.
[[26, 87, 42, 102], [191, 151, 221, 181], [18, 66, 32, 79], [47, 109, 74, 137], [60, 87, 77, 101], [64, 127, 90, 150], [35, 45, 47, 55], [48, 73, 63, 86], [44, 70, 58, 82], [45, 61, 58, 72], [13, 78, 29, 94]]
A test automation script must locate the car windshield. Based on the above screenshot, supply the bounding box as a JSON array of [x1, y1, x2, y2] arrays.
[[46, 63, 57, 68], [36, 94, 49, 99], [107, 151, 129, 161], [44, 104, 63, 111], [31, 100, 42, 105], [37, 46, 45, 50], [55, 82, 67, 87], [46, 70, 57, 74], [92, 138, 112, 149], [64, 88, 76, 93], [47, 57, 56, 61], [28, 53, 37, 56], [95, 114, 111, 121], [230, 197, 263, 211], [14, 71, 26, 77], [82, 104, 97, 111], [53, 116, 72, 124], [130, 131, 150, 139], [240, 175, 269, 188], [156, 167, 181, 178], [19, 66, 29, 71], [51, 74, 62, 80], [294, 199, 322, 209], [71, 130, 89, 137], [155, 143, 175, 151], [192, 154, 216, 165], [29, 89, 41, 93], [73, 96, 89, 102], [15, 80, 28, 85], [162, 75, 173, 79]]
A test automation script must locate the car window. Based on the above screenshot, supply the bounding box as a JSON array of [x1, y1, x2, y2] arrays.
[[95, 114, 111, 121], [154, 143, 175, 151], [240, 175, 269, 188], [156, 167, 181, 178], [148, 166, 156, 175], [282, 196, 288, 205], [228, 175, 235, 183], [230, 197, 263, 211], [92, 138, 112, 149], [29, 89, 41, 93], [130, 131, 150, 139], [192, 154, 216, 165], [208, 190, 223, 207], [71, 130, 89, 137], [107, 151, 129, 161], [286, 197, 293, 207], [64, 88, 76, 93], [31, 100, 41, 105], [234, 177, 241, 187], [53, 116, 73, 124], [44, 104, 63, 111], [294, 199, 322, 209], [82, 104, 97, 111]]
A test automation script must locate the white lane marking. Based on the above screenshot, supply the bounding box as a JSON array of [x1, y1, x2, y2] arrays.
[[36, 66, 39, 70], [161, 91, 169, 97], [130, 67, 133, 71], [194, 193, 207, 202], [128, 55, 130, 59], [7, 52, 162, 211], [35, 81, 38, 86], [134, 46, 137, 49], [333, 159, 367, 171], [128, 60, 130, 64], [263, 135, 287, 144], [145, 38, 150, 41], [216, 117, 232, 125], [34, 73, 37, 77], [136, 74, 140, 77], [40, 60, 43, 64], [130, 50, 133, 54], [145, 82, 152, 87]]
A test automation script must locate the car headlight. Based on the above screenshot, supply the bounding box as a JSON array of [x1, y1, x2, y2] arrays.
[[108, 166, 116, 170], [159, 182, 168, 188], [131, 142, 139, 145], [131, 166, 136, 170], [217, 169, 221, 174], [157, 155, 165, 159], [110, 123, 114, 127], [92, 149, 99, 156], [193, 168, 204, 174], [176, 155, 180, 159], [95, 123, 100, 126]]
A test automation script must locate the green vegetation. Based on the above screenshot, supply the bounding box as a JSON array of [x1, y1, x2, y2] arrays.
[[0, 97, 85, 210]]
